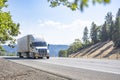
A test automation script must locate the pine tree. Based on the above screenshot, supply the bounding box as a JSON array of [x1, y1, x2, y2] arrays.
[[105, 12, 113, 25], [105, 12, 113, 40], [116, 8, 120, 18], [112, 8, 120, 47], [109, 21, 114, 40], [90, 22, 98, 44], [101, 22, 108, 41], [82, 26, 89, 45], [112, 17, 120, 47]]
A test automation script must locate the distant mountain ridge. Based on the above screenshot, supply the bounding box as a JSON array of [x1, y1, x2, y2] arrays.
[[2, 44, 69, 57], [2, 45, 17, 53], [49, 44, 69, 57]]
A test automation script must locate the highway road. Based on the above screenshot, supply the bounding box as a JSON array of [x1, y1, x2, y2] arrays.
[[2, 56, 120, 80]]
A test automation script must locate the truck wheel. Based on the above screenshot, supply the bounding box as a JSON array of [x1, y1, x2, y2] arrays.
[[46, 56, 49, 59], [32, 56, 35, 59], [33, 53, 39, 59], [35, 56, 39, 59], [32, 53, 36, 59]]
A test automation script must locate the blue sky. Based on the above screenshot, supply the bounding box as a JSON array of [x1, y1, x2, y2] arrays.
[[6, 0, 120, 44]]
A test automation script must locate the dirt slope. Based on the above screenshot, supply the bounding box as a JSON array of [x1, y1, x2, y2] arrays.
[[69, 41, 120, 59]]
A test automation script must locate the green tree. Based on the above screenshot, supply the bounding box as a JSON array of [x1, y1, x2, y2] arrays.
[[96, 26, 101, 41], [82, 26, 89, 44], [67, 39, 82, 54], [105, 12, 113, 25], [90, 22, 98, 44], [116, 8, 120, 18], [105, 12, 113, 40], [101, 21, 108, 41], [59, 50, 67, 57], [0, 0, 20, 50], [112, 17, 120, 47], [112, 8, 120, 47], [48, 0, 110, 11], [109, 21, 114, 40]]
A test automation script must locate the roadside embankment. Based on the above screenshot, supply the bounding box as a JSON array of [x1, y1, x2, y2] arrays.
[[0, 58, 68, 80]]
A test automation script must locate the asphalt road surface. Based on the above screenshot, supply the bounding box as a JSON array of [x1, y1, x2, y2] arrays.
[[2, 56, 120, 80]]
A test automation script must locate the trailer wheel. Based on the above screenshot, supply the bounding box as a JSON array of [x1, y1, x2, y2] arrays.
[[19, 55, 23, 58], [26, 52, 30, 58], [18, 52, 23, 58]]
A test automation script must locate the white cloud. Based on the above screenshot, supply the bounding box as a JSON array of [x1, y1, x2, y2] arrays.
[[16, 19, 92, 44], [37, 19, 92, 44], [39, 20, 64, 29], [39, 19, 91, 29]]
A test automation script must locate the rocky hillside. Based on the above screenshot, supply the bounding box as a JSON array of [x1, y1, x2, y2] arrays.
[[69, 41, 120, 59]]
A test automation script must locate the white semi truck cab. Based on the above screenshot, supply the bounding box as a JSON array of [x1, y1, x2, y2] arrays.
[[17, 34, 49, 59]]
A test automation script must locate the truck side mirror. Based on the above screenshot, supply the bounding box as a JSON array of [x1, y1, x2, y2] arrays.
[[48, 44, 50, 49], [30, 44, 32, 47]]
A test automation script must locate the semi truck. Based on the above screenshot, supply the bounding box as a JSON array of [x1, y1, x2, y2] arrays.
[[17, 34, 49, 59]]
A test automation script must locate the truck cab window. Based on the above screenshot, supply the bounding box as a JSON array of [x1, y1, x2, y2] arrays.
[[32, 42, 47, 47]]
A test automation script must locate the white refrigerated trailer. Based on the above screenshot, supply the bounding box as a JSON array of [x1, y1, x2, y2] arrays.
[[17, 34, 49, 59]]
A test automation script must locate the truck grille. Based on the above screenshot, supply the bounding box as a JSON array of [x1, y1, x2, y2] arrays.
[[39, 49, 47, 54]]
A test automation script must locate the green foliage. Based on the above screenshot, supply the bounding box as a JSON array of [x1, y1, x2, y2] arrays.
[[89, 8, 120, 48], [90, 8, 120, 48], [67, 39, 83, 54], [97, 9, 120, 47], [64, 8, 120, 56], [66, 9, 120, 55], [59, 50, 67, 57], [0, 46, 5, 55], [48, 0, 110, 11], [0, 0, 20, 50], [0, 51, 5, 56], [0, 0, 7, 9], [0, 45, 4, 52], [6, 53, 16, 56], [63, 9, 120, 55], [71, 3, 78, 11]]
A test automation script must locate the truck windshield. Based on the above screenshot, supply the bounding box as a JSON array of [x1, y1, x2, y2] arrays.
[[32, 42, 47, 47]]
